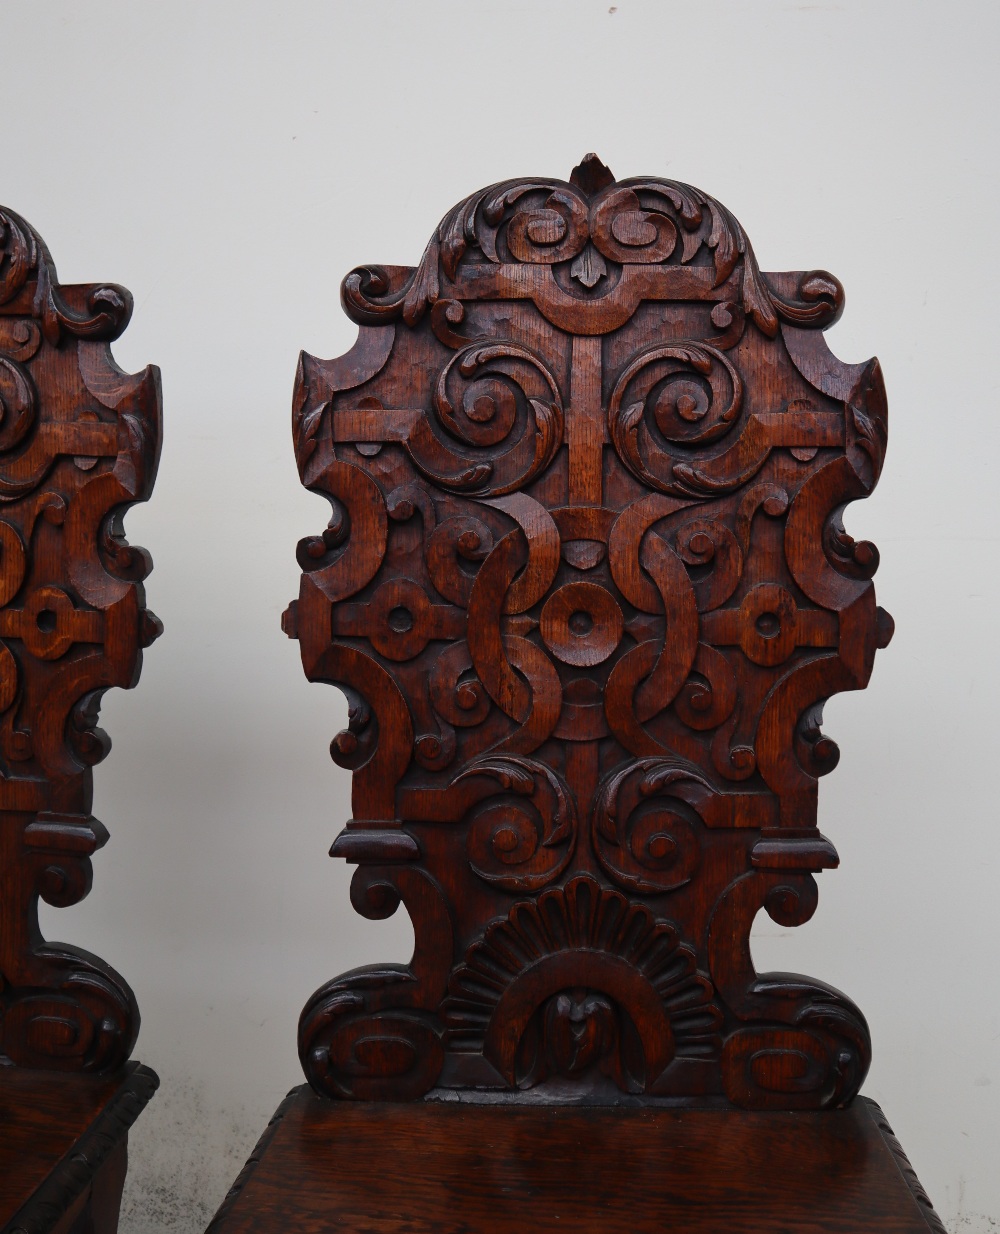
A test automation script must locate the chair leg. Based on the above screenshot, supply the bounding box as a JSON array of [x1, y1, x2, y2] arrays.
[[55, 1139, 129, 1234]]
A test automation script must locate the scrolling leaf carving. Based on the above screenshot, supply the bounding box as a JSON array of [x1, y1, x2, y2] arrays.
[[287, 156, 890, 1109], [0, 207, 161, 1072]]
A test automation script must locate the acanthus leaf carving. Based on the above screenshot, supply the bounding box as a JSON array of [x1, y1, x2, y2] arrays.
[[290, 157, 890, 1110]]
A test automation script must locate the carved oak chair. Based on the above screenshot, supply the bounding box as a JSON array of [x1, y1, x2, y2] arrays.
[[0, 208, 161, 1234], [208, 156, 943, 1233]]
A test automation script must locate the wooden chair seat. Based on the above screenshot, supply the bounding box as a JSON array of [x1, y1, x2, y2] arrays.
[[0, 1065, 157, 1234], [209, 1089, 943, 1234]]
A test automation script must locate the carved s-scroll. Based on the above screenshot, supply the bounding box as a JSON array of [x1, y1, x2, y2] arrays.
[[605, 502, 699, 754], [591, 760, 705, 894], [293, 441, 388, 601], [467, 511, 563, 755], [298, 866, 451, 1100], [708, 870, 871, 1109], [0, 208, 134, 345]]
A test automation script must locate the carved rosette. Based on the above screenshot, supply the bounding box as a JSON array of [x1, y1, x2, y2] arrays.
[[0, 207, 161, 1071], [287, 155, 890, 1107]]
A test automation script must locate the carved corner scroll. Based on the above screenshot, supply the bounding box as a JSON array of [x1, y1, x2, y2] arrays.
[[286, 154, 891, 1109], [0, 207, 161, 1072]]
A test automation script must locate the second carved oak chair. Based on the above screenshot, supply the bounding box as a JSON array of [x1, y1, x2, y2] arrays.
[[0, 208, 161, 1234], [207, 155, 943, 1232]]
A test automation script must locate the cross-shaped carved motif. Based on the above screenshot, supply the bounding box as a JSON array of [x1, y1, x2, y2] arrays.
[[286, 155, 890, 1108]]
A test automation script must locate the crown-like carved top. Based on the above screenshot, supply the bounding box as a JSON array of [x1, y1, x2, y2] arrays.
[[341, 152, 845, 342], [287, 157, 890, 1110], [0, 207, 161, 1072]]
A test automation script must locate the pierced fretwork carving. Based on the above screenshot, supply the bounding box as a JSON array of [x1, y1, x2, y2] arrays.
[[0, 207, 161, 1072], [285, 155, 891, 1108]]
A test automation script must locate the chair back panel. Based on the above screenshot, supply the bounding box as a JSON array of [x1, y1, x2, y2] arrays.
[[287, 155, 890, 1108], [0, 208, 161, 1072]]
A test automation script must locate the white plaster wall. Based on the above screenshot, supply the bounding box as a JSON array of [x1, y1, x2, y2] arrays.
[[1, 1, 996, 1229]]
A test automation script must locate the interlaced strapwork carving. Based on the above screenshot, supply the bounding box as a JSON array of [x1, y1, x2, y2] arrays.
[[0, 207, 161, 1072], [285, 155, 891, 1108]]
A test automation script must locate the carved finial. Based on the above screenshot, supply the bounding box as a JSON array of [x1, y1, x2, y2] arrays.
[[570, 153, 615, 195]]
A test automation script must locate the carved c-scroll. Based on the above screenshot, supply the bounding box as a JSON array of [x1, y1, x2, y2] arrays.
[[0, 206, 161, 1072], [290, 157, 892, 1109]]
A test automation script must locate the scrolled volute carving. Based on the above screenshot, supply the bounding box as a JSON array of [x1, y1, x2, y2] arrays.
[[407, 341, 564, 496], [0, 207, 133, 343], [338, 157, 844, 341], [293, 158, 891, 1111], [298, 866, 451, 1100], [607, 342, 744, 496], [709, 870, 872, 1109], [591, 759, 707, 894], [0, 961, 137, 1072], [0, 205, 161, 1073], [451, 755, 575, 892]]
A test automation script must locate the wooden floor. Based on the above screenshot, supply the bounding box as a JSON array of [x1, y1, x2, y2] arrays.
[[208, 1087, 943, 1234]]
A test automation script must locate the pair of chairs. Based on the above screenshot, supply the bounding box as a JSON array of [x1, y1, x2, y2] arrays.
[[1, 156, 942, 1234]]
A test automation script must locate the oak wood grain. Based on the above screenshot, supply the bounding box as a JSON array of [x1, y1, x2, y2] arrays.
[[208, 1087, 942, 1234], [0, 1062, 158, 1233], [0, 206, 161, 1233], [284, 153, 891, 1110], [213, 153, 939, 1234]]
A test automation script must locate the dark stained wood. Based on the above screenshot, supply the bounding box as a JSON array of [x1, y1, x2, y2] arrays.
[[0, 207, 161, 1229], [283, 153, 891, 1110], [208, 1087, 944, 1234], [0, 1063, 158, 1234], [214, 155, 941, 1232]]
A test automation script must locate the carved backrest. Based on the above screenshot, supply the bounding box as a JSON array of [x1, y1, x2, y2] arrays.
[[0, 208, 161, 1072], [286, 155, 891, 1108]]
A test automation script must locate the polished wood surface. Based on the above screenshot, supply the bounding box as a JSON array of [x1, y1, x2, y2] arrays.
[[0, 1062, 158, 1233], [284, 153, 891, 1109], [213, 154, 942, 1232], [209, 1088, 943, 1234], [0, 207, 161, 1230], [0, 205, 161, 1073]]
